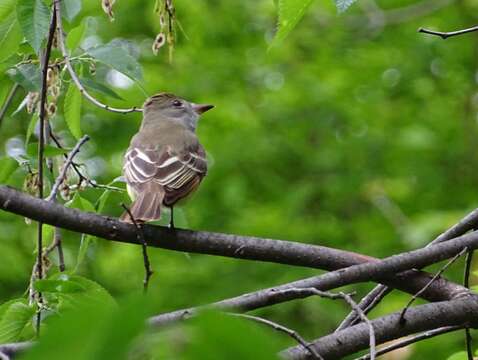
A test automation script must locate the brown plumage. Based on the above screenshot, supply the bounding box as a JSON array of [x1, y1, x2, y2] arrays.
[[120, 93, 213, 224]]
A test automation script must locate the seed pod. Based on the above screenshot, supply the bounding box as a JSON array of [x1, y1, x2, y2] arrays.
[[50, 85, 60, 99], [46, 68, 56, 86], [26, 92, 39, 114], [101, 0, 116, 21], [47, 102, 57, 117], [152, 33, 166, 55]]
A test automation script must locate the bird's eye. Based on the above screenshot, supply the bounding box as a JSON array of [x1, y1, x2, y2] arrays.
[[172, 100, 182, 107]]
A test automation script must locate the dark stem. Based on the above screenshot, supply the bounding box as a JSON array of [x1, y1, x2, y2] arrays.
[[121, 204, 153, 292], [169, 206, 175, 229], [35, 3, 57, 335], [54, 227, 65, 272]]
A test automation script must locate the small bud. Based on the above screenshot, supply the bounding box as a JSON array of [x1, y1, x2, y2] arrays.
[[89, 62, 96, 75], [47, 103, 57, 117], [152, 33, 166, 55], [101, 0, 116, 21]]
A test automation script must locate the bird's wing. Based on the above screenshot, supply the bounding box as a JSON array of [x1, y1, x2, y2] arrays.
[[123, 145, 207, 201]]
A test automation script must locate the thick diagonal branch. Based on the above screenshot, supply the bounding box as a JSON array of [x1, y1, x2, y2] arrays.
[[282, 295, 478, 359], [0, 186, 470, 317]]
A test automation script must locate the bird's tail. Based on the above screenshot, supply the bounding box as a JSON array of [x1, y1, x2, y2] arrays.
[[120, 185, 164, 223]]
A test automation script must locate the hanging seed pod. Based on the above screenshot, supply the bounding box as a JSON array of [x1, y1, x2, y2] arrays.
[[26, 92, 39, 114], [101, 0, 116, 21], [50, 85, 60, 100], [152, 33, 166, 55], [47, 103, 57, 117], [23, 171, 40, 196], [46, 68, 56, 86]]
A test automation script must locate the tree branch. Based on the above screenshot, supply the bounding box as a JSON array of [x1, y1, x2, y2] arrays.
[[282, 296, 478, 359], [353, 325, 462, 360], [54, 0, 141, 114], [0, 186, 471, 316], [337, 206, 478, 331]]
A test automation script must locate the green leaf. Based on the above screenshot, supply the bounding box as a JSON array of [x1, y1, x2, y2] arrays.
[[27, 143, 69, 158], [0, 11, 22, 62], [74, 234, 92, 272], [0, 0, 17, 22], [34, 278, 85, 293], [335, 0, 357, 12], [61, 0, 81, 22], [52, 274, 116, 310], [87, 43, 143, 81], [66, 193, 95, 212], [181, 311, 281, 360], [446, 352, 468, 360], [95, 189, 112, 214], [66, 17, 87, 51], [21, 295, 148, 360], [80, 77, 124, 100], [0, 157, 18, 183], [271, 0, 315, 47], [6, 63, 40, 91], [25, 113, 38, 145], [64, 82, 82, 139], [0, 300, 35, 342], [16, 0, 51, 54]]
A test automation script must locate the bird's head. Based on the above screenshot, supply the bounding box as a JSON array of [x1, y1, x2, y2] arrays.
[[142, 93, 214, 131]]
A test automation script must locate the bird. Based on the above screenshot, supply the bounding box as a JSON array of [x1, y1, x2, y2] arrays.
[[120, 92, 213, 227]]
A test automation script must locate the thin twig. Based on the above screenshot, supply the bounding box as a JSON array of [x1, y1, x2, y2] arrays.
[[257, 288, 375, 359], [121, 204, 153, 292], [353, 325, 462, 360], [399, 247, 468, 324], [340, 292, 376, 360], [336, 286, 391, 332], [34, 3, 57, 336], [0, 83, 20, 129], [229, 313, 324, 360], [46, 135, 90, 202], [418, 25, 478, 39], [464, 250, 474, 360], [54, 227, 65, 272], [48, 129, 124, 192], [54, 0, 141, 114]]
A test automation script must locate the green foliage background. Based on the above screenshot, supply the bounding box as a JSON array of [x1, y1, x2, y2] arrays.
[[1, 0, 478, 358]]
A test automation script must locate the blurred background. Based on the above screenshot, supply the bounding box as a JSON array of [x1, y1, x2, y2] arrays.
[[1, 0, 478, 358]]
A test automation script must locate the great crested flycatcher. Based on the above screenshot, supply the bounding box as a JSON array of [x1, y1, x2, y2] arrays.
[[120, 92, 213, 226]]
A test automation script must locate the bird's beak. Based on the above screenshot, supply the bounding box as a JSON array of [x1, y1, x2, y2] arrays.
[[192, 103, 214, 114]]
